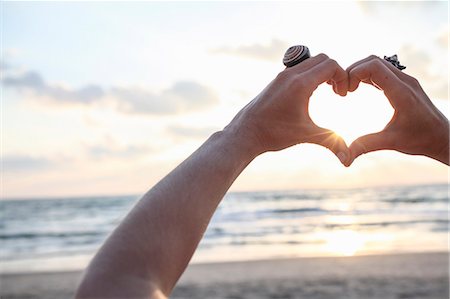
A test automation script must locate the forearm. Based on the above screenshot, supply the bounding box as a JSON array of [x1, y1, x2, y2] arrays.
[[76, 130, 257, 299], [427, 112, 449, 165], [432, 131, 449, 165]]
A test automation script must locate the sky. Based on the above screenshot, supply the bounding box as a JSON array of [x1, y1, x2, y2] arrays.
[[1, 1, 449, 198]]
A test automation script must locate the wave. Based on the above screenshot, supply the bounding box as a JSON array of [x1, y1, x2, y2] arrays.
[[269, 207, 328, 214], [0, 231, 105, 240], [382, 197, 449, 203], [323, 219, 449, 229]]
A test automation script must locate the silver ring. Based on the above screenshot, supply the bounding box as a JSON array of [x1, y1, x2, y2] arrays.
[[384, 54, 406, 71], [283, 45, 310, 67]]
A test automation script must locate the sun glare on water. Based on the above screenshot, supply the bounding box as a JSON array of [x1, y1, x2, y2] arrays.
[[325, 230, 366, 256]]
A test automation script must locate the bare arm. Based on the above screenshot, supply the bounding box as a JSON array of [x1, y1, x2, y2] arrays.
[[346, 55, 449, 166], [75, 54, 349, 299], [76, 131, 256, 299]]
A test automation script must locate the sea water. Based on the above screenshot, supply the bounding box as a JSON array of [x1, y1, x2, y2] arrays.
[[0, 184, 448, 273]]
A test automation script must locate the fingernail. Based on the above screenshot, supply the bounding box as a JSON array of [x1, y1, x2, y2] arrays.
[[337, 152, 347, 164]]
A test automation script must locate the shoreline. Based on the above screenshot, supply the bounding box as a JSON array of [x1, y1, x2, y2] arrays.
[[3, 182, 448, 202], [1, 251, 448, 298]]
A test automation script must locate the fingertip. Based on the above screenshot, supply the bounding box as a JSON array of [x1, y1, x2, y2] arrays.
[[333, 136, 351, 165], [348, 77, 360, 92], [332, 83, 337, 94], [336, 151, 347, 165], [344, 155, 355, 167], [336, 147, 354, 167], [334, 80, 348, 96], [348, 143, 364, 163]]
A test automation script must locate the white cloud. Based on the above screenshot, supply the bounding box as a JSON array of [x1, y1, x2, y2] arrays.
[[2, 69, 220, 114], [1, 61, 11, 71], [85, 144, 155, 160], [358, 1, 443, 15], [399, 45, 448, 100], [436, 29, 448, 49], [211, 39, 288, 62], [2, 142, 156, 174], [166, 124, 219, 140], [112, 81, 219, 115], [3, 155, 53, 173], [3, 71, 104, 104]]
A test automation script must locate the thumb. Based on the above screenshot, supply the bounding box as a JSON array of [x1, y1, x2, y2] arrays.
[[307, 127, 350, 166], [348, 131, 393, 166]]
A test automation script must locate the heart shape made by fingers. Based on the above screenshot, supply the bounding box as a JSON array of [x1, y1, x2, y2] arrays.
[[309, 83, 395, 146]]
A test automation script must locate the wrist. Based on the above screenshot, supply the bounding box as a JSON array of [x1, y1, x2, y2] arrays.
[[435, 145, 449, 165], [433, 135, 449, 165], [427, 118, 449, 165], [212, 127, 262, 163]]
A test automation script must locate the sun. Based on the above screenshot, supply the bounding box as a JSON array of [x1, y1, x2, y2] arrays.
[[309, 84, 394, 145]]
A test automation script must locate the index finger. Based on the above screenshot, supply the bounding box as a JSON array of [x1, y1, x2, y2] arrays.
[[348, 58, 408, 108], [302, 58, 348, 96]]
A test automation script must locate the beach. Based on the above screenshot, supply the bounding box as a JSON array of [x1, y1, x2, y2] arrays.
[[1, 252, 448, 299], [1, 185, 448, 298]]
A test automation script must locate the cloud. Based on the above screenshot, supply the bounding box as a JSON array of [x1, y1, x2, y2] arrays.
[[2, 155, 53, 172], [166, 124, 219, 139], [3, 71, 45, 89], [358, 1, 443, 15], [86, 144, 155, 159], [399, 45, 448, 100], [211, 39, 288, 61], [2, 143, 156, 173], [0, 61, 10, 71], [436, 29, 448, 49], [2, 69, 219, 114], [112, 81, 219, 115], [2, 71, 104, 104]]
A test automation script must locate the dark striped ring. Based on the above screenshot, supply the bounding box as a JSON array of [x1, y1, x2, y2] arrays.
[[283, 45, 310, 67]]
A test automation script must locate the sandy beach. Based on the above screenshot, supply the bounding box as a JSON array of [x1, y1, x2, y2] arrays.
[[1, 252, 448, 299]]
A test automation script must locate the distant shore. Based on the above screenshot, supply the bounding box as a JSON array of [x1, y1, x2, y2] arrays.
[[1, 252, 448, 299]]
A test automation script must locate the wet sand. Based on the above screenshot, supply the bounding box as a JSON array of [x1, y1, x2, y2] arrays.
[[1, 252, 448, 299]]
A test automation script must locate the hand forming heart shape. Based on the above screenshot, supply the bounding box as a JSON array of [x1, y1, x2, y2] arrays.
[[225, 54, 449, 166], [343, 55, 448, 166], [225, 53, 351, 164]]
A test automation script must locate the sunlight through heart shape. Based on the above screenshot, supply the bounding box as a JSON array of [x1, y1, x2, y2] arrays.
[[309, 83, 394, 146]]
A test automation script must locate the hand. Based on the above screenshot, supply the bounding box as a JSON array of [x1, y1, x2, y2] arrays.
[[223, 54, 350, 165], [346, 55, 449, 166]]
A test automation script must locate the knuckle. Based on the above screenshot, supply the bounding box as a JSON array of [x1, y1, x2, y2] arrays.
[[316, 53, 329, 60], [369, 58, 384, 70], [327, 58, 337, 67], [404, 85, 417, 101], [409, 76, 420, 87], [276, 70, 290, 81], [296, 75, 313, 89], [390, 81, 410, 99], [292, 75, 307, 89]]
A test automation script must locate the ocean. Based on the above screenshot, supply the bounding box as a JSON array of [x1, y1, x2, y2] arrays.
[[0, 184, 448, 274]]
